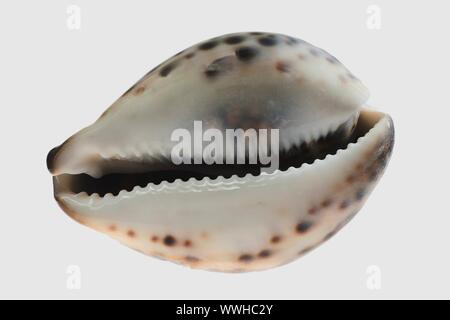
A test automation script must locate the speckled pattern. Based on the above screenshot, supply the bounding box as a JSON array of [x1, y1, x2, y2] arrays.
[[119, 32, 361, 101], [47, 32, 394, 272]]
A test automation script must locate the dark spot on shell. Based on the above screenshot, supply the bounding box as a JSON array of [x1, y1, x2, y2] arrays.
[[355, 189, 366, 201], [184, 52, 195, 59], [308, 207, 318, 215], [346, 174, 356, 184], [275, 61, 290, 73], [159, 62, 177, 77], [185, 256, 200, 262], [127, 230, 136, 238], [238, 254, 254, 262], [235, 46, 259, 62], [184, 240, 192, 247], [163, 235, 177, 246], [199, 41, 218, 50], [249, 32, 264, 36], [271, 236, 282, 244], [224, 35, 245, 44], [258, 250, 272, 258], [339, 199, 350, 210], [204, 56, 234, 78], [108, 225, 117, 232], [258, 35, 278, 46], [296, 221, 313, 234], [321, 199, 333, 208], [134, 86, 145, 95], [150, 236, 159, 242]]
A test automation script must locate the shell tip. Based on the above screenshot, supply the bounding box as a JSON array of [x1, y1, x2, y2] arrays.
[[46, 146, 61, 174]]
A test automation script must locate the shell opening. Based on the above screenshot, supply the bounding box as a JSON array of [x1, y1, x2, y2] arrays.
[[51, 110, 382, 197]]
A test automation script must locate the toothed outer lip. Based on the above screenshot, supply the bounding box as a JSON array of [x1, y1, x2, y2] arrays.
[[52, 110, 394, 272]]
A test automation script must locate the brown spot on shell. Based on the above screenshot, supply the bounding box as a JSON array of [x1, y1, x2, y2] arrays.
[[275, 61, 290, 73], [134, 86, 145, 95], [321, 199, 333, 208], [271, 235, 282, 244], [346, 174, 356, 184], [258, 250, 272, 258], [339, 199, 351, 210], [296, 221, 313, 234], [108, 225, 117, 232], [127, 230, 136, 238], [184, 52, 195, 59], [150, 236, 159, 243], [163, 235, 177, 246], [308, 207, 318, 215], [239, 254, 254, 262], [184, 240, 192, 247]]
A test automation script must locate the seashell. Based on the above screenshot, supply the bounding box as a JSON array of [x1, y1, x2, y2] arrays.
[[47, 32, 394, 272]]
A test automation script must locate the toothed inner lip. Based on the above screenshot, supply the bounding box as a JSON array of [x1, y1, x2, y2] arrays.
[[55, 110, 378, 197]]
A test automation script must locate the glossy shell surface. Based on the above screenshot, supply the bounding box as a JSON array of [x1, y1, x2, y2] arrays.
[[47, 32, 394, 272]]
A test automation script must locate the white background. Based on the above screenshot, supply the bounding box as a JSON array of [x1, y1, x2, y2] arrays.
[[0, 0, 448, 299]]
